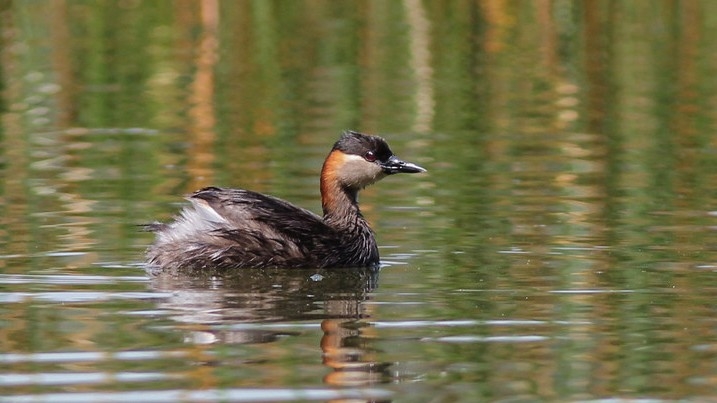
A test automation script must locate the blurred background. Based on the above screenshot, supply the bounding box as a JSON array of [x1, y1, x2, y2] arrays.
[[2, 1, 717, 401]]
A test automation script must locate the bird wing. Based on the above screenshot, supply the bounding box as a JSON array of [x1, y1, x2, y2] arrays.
[[188, 187, 335, 247]]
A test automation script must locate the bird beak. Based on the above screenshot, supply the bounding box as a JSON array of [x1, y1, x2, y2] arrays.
[[381, 155, 427, 175]]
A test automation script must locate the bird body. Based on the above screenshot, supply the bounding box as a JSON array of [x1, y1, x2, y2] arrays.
[[146, 131, 425, 273]]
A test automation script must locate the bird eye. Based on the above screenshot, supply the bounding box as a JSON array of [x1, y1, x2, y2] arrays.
[[364, 151, 377, 162]]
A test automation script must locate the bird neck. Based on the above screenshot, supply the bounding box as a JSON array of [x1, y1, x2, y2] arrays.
[[320, 150, 365, 226], [320, 179, 363, 225], [318, 148, 380, 266]]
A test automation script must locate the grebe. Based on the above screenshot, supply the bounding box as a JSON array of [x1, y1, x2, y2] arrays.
[[145, 131, 425, 272]]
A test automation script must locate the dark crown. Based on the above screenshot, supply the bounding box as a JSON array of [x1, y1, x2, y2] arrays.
[[333, 131, 393, 162]]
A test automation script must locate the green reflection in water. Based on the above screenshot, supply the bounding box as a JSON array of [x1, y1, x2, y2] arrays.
[[1, 0, 717, 401]]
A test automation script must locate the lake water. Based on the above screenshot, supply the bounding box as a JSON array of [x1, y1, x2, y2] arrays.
[[2, 1, 717, 402]]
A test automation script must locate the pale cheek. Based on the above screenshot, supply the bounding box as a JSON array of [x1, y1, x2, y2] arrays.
[[339, 159, 384, 188]]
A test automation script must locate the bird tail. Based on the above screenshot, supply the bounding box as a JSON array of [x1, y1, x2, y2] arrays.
[[138, 222, 167, 232]]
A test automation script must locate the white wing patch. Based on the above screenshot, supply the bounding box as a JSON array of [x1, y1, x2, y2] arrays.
[[190, 198, 228, 224], [157, 198, 228, 243]]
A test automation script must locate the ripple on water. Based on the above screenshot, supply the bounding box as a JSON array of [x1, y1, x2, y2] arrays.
[[0, 274, 147, 285], [0, 350, 190, 364], [0, 291, 171, 304], [421, 335, 550, 343], [0, 372, 176, 387], [0, 388, 394, 403]]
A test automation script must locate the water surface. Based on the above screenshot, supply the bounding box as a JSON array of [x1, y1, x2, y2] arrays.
[[2, 1, 717, 402]]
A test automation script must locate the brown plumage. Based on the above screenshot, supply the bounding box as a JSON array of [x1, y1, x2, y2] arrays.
[[145, 131, 425, 274]]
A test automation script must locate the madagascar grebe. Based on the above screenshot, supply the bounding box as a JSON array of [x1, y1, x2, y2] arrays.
[[146, 131, 425, 272]]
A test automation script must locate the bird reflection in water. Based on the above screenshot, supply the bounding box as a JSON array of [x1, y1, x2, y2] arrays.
[[150, 266, 393, 391], [321, 318, 392, 387]]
